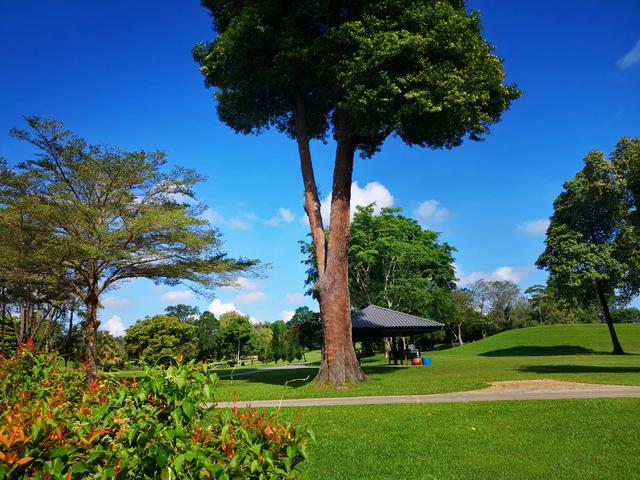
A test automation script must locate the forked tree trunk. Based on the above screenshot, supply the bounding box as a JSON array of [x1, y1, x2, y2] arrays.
[[84, 293, 100, 380], [313, 111, 366, 384], [596, 284, 624, 355], [295, 102, 365, 384]]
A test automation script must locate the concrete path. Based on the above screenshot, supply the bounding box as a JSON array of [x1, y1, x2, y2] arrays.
[[216, 380, 640, 408]]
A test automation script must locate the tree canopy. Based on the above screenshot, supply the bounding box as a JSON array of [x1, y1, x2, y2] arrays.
[[194, 0, 520, 156], [537, 137, 640, 354], [303, 205, 456, 317], [0, 117, 260, 377], [124, 314, 198, 365], [194, 0, 519, 384]]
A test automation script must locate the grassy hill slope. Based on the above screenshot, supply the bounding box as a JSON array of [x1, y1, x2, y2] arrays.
[[215, 323, 640, 401], [444, 323, 640, 357]]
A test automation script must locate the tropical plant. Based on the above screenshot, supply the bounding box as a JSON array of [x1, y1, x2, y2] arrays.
[[0, 343, 312, 479]]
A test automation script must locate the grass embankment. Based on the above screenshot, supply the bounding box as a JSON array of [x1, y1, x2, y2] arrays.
[[284, 398, 640, 480], [215, 324, 640, 401]]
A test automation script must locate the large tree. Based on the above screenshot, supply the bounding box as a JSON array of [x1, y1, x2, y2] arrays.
[[0, 118, 258, 378], [537, 138, 640, 354], [194, 0, 520, 384], [303, 205, 456, 317]]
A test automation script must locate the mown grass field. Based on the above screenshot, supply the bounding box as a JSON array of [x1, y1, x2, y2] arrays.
[[280, 398, 640, 480], [215, 324, 640, 401]]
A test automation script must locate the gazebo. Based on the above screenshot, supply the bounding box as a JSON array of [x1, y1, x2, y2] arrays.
[[351, 305, 444, 364]]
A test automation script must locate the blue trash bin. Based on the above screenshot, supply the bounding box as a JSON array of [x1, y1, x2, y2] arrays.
[[421, 357, 432, 366]]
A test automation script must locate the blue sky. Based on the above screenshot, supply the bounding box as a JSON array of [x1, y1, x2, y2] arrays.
[[1, 1, 639, 335]]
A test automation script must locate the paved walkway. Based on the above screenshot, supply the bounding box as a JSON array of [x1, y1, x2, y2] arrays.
[[216, 380, 640, 408]]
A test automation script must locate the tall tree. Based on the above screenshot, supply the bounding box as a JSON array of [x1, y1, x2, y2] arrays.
[[447, 288, 478, 345], [165, 304, 201, 322], [218, 311, 253, 363], [303, 205, 456, 317], [194, 0, 520, 384], [124, 314, 198, 365], [194, 310, 219, 360], [1, 118, 259, 378], [287, 306, 322, 360], [537, 139, 640, 354]]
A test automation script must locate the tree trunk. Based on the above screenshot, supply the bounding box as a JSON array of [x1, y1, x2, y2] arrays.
[[84, 293, 100, 380], [314, 110, 366, 385], [0, 286, 5, 356], [457, 324, 464, 346], [17, 303, 34, 346], [63, 306, 75, 366], [596, 284, 624, 355], [295, 96, 326, 277]]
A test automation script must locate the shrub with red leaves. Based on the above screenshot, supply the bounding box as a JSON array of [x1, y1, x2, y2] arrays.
[[0, 347, 312, 479]]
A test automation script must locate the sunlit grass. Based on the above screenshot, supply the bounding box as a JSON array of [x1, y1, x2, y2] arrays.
[[215, 324, 640, 401]]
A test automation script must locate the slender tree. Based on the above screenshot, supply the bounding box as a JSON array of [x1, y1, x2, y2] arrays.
[[537, 139, 640, 354], [1, 118, 259, 378], [194, 0, 520, 384]]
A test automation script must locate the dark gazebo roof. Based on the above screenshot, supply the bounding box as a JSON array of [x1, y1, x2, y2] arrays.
[[351, 305, 444, 337]]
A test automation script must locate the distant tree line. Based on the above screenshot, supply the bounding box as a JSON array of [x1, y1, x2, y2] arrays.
[[72, 305, 322, 370], [301, 202, 640, 354]]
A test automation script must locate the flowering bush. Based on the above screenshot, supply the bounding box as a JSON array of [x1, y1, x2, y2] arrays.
[[0, 343, 312, 479]]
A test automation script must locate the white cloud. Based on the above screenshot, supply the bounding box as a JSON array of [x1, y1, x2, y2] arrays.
[[102, 315, 126, 337], [102, 296, 131, 308], [455, 263, 530, 286], [228, 218, 250, 230], [281, 310, 295, 322], [414, 199, 449, 226], [161, 290, 194, 303], [283, 292, 306, 303], [234, 291, 267, 304], [221, 276, 259, 291], [266, 208, 295, 226], [208, 298, 240, 317], [316, 181, 394, 224], [617, 39, 640, 70], [201, 208, 226, 225], [517, 219, 550, 236], [201, 209, 256, 230]]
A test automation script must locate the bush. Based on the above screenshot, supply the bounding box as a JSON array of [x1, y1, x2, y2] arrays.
[[0, 343, 312, 479], [124, 314, 198, 365]]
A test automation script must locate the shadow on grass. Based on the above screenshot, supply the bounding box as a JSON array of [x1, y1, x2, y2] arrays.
[[220, 364, 408, 389], [520, 365, 640, 374], [480, 345, 601, 357], [222, 368, 318, 389]]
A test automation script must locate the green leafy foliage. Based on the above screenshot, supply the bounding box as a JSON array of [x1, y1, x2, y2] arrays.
[[124, 314, 198, 365], [537, 138, 640, 353], [194, 0, 521, 156], [302, 205, 456, 318], [96, 332, 125, 371], [0, 117, 260, 376], [0, 343, 312, 479]]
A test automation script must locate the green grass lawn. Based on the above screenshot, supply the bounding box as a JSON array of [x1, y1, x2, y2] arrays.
[[215, 324, 640, 401], [276, 398, 640, 479], [104, 349, 322, 379]]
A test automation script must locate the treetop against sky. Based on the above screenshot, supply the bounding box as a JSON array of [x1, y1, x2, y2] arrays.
[[0, 0, 638, 333]]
